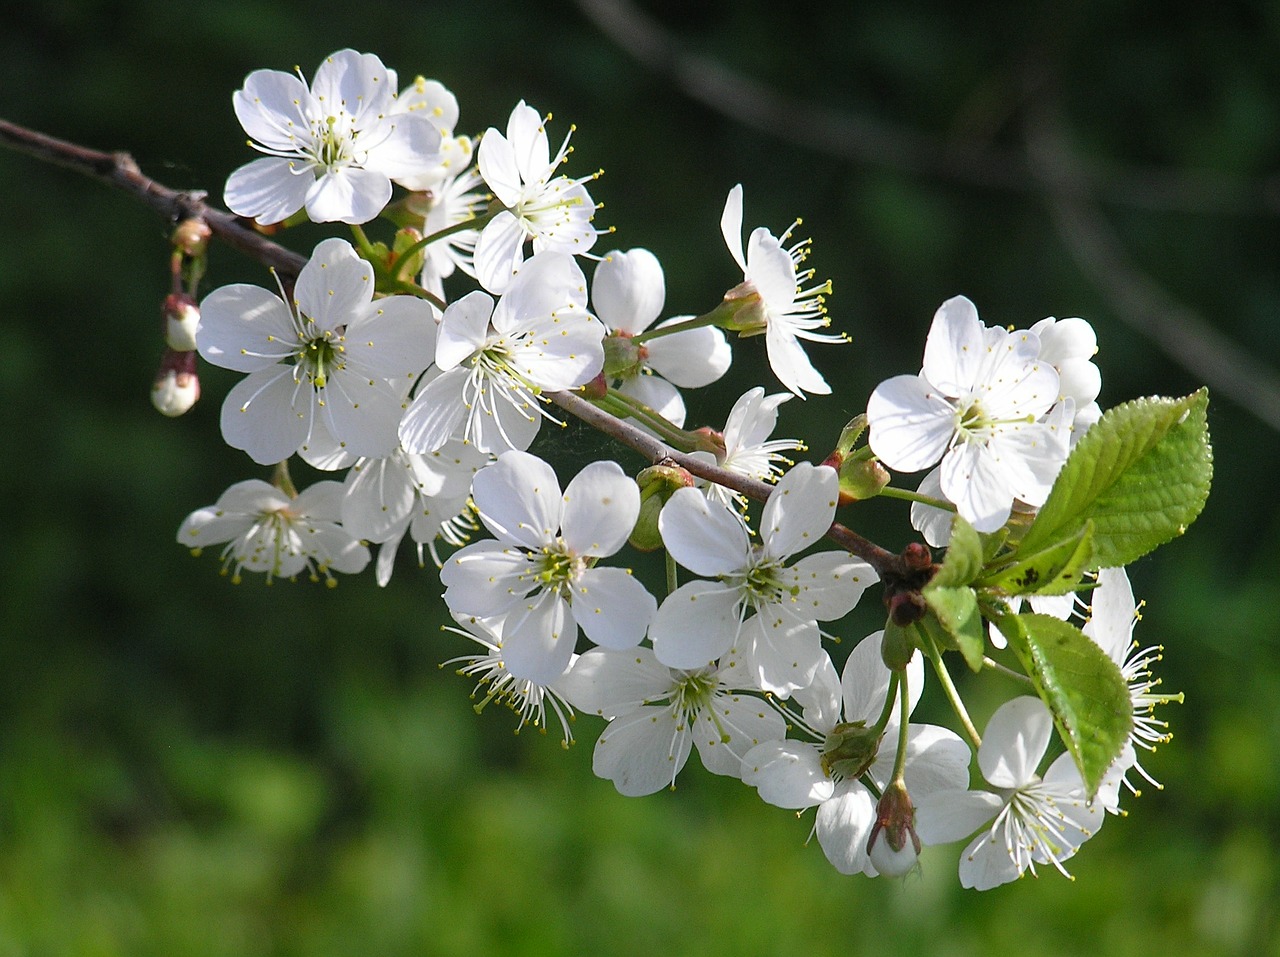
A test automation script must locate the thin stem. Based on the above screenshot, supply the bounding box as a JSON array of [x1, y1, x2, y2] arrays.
[[602, 388, 695, 447], [878, 485, 957, 512], [272, 460, 298, 498], [917, 625, 982, 750], [890, 666, 912, 786], [871, 669, 900, 736], [982, 655, 1035, 687], [665, 550, 678, 596], [631, 309, 721, 344]]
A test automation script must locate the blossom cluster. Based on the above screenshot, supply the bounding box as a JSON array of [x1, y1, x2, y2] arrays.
[[169, 49, 1192, 891]]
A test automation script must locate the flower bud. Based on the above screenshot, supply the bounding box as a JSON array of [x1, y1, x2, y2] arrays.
[[171, 218, 211, 258], [887, 588, 927, 627], [629, 464, 694, 551], [602, 331, 646, 381], [819, 721, 883, 781], [866, 780, 921, 877], [880, 620, 918, 670], [838, 456, 890, 502], [151, 348, 200, 416], [163, 293, 200, 351]]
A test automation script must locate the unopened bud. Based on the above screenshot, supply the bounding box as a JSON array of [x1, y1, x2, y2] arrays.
[[838, 456, 890, 502], [880, 620, 918, 670], [171, 218, 211, 258], [163, 293, 200, 351], [630, 464, 695, 551], [602, 331, 646, 381], [391, 227, 426, 279], [902, 542, 933, 571], [867, 780, 921, 877], [887, 589, 927, 627], [152, 348, 200, 416]]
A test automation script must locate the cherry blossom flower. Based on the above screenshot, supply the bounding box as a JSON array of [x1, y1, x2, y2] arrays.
[[690, 387, 803, 512], [443, 614, 578, 744], [1083, 567, 1179, 797], [649, 462, 875, 682], [340, 440, 490, 585], [914, 696, 1112, 890], [198, 242, 431, 461], [742, 633, 969, 876], [397, 251, 605, 455], [225, 49, 442, 225], [867, 296, 1067, 532], [439, 451, 657, 684], [177, 479, 369, 584], [592, 248, 731, 428], [197, 238, 436, 466], [720, 184, 842, 397], [561, 645, 784, 796], [474, 101, 602, 294]]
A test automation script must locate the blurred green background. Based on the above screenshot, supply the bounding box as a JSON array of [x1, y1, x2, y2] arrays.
[[2, 1, 1278, 954]]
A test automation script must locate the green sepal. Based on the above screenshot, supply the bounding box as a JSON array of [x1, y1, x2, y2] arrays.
[[979, 520, 1094, 597], [992, 610, 1132, 799], [1017, 390, 1213, 570]]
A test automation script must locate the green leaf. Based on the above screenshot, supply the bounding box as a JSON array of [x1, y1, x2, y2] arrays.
[[1017, 390, 1212, 569], [994, 611, 1132, 798], [921, 588, 985, 672], [931, 514, 984, 588], [979, 520, 1094, 597]]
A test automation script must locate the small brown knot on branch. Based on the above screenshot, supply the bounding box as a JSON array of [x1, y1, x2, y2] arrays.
[[879, 542, 938, 627]]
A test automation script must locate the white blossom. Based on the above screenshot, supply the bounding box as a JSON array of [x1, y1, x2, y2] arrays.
[[225, 49, 441, 225], [649, 462, 874, 685], [177, 478, 369, 584], [868, 295, 1067, 532], [720, 184, 842, 397], [561, 645, 784, 796], [474, 101, 602, 294], [440, 451, 656, 684], [197, 238, 435, 466]]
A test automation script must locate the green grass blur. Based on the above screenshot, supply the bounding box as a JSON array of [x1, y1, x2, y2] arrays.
[[1, 1, 1278, 954]]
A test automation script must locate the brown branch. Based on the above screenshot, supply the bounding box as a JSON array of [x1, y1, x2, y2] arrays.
[[0, 114, 913, 584], [547, 390, 906, 581], [0, 117, 306, 278]]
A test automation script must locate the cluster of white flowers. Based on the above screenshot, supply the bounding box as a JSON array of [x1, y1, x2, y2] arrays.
[[171, 49, 1187, 892]]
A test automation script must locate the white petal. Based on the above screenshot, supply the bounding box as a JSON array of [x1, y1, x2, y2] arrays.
[[219, 367, 309, 465], [294, 238, 374, 334], [760, 462, 837, 560], [649, 581, 743, 670], [979, 695, 1053, 788], [658, 487, 749, 577], [592, 248, 665, 333], [559, 647, 671, 717], [644, 321, 732, 388], [815, 784, 876, 875], [782, 552, 876, 622], [922, 295, 985, 395], [913, 787, 1004, 846], [694, 693, 786, 777], [304, 167, 391, 225], [197, 284, 295, 373], [501, 590, 577, 685], [570, 567, 656, 649], [560, 461, 639, 557], [340, 456, 416, 541], [397, 367, 469, 454], [440, 542, 533, 618], [867, 374, 955, 472], [765, 317, 831, 397], [742, 740, 833, 809], [224, 157, 312, 225], [345, 295, 437, 380], [720, 184, 747, 273], [436, 291, 495, 369], [840, 630, 924, 725], [740, 614, 824, 699], [474, 211, 528, 294], [616, 375, 687, 429], [899, 724, 972, 796], [593, 706, 690, 797], [233, 69, 311, 151], [472, 450, 562, 549], [939, 442, 1016, 533]]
